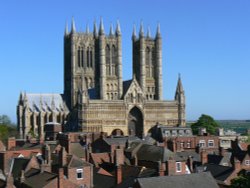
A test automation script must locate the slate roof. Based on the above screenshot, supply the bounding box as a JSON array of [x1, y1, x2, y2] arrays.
[[202, 163, 234, 182], [176, 151, 201, 162], [67, 155, 91, 168], [136, 172, 219, 188], [104, 136, 140, 146], [207, 152, 232, 166], [69, 142, 86, 158], [93, 167, 116, 188], [11, 158, 30, 179], [9, 142, 42, 151], [23, 93, 68, 113], [122, 80, 132, 98], [23, 168, 58, 188], [136, 144, 182, 162]]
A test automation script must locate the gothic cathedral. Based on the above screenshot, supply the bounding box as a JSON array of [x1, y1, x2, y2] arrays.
[[17, 19, 186, 139]]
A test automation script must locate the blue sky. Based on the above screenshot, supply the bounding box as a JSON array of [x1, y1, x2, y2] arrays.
[[0, 0, 249, 122]]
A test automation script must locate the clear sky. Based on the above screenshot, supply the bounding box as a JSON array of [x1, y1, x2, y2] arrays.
[[0, 0, 249, 122]]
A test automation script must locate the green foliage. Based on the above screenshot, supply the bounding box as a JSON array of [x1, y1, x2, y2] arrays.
[[0, 114, 17, 141], [230, 175, 250, 188], [191, 114, 219, 135]]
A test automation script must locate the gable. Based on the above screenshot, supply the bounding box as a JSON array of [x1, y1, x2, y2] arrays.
[[123, 78, 144, 104]]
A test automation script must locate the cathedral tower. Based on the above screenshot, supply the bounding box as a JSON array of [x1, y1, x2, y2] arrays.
[[132, 23, 162, 100], [64, 18, 123, 109]]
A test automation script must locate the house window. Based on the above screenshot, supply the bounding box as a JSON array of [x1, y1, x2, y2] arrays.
[[176, 162, 182, 172], [180, 142, 184, 148], [245, 160, 250, 166], [208, 140, 214, 147], [199, 140, 206, 148], [187, 142, 191, 148], [76, 169, 83, 179]]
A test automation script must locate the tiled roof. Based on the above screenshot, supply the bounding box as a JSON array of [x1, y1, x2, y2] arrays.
[[136, 172, 219, 188], [23, 168, 57, 188], [137, 144, 181, 162], [11, 158, 30, 179], [203, 163, 234, 182]]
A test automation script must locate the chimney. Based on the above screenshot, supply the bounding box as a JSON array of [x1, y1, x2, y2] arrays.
[[7, 137, 16, 150], [158, 161, 165, 176], [234, 158, 241, 171], [188, 156, 193, 172], [219, 147, 226, 157], [115, 148, 124, 185], [20, 170, 25, 183], [201, 149, 208, 165], [6, 174, 15, 188], [172, 139, 176, 152], [58, 168, 64, 188], [167, 158, 176, 176], [59, 147, 68, 167]]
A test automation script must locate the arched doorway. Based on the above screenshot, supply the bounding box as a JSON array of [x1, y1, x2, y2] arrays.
[[111, 129, 124, 136], [128, 107, 143, 138]]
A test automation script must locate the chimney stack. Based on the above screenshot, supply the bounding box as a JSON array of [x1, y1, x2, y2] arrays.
[[7, 137, 16, 150], [201, 149, 208, 165], [233, 158, 241, 171]]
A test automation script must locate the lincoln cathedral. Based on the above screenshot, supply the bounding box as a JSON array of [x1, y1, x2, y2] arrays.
[[17, 19, 186, 139]]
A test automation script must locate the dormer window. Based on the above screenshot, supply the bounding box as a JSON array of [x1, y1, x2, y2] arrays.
[[76, 169, 83, 179]]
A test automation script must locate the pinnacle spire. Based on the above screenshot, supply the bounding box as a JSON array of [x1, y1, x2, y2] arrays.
[[71, 17, 76, 33], [86, 24, 90, 34], [64, 21, 69, 36], [93, 21, 98, 38], [156, 23, 161, 38], [176, 74, 184, 95], [139, 21, 144, 37], [132, 24, 137, 39], [99, 18, 105, 35], [147, 26, 151, 38], [109, 23, 114, 36], [116, 20, 121, 36]]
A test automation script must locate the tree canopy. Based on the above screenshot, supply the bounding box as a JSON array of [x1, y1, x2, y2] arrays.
[[0, 114, 17, 141], [230, 174, 250, 188], [191, 114, 219, 135]]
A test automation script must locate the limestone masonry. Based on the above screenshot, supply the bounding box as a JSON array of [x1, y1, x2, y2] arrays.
[[17, 19, 186, 139]]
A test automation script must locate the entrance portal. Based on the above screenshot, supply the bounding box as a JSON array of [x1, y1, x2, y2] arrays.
[[128, 107, 143, 138]]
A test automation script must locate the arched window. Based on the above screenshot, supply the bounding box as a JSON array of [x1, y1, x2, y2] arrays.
[[81, 47, 84, 67], [106, 45, 111, 75], [87, 47, 90, 68], [90, 50, 93, 68], [146, 47, 151, 77], [78, 47, 81, 67], [112, 45, 116, 76]]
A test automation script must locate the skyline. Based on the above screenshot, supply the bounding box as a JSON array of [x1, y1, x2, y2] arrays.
[[0, 0, 250, 122]]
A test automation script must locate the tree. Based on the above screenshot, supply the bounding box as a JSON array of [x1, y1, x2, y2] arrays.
[[191, 114, 219, 135], [230, 175, 250, 188], [0, 114, 17, 141]]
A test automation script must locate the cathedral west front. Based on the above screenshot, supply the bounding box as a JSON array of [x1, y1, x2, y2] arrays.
[[17, 19, 186, 139]]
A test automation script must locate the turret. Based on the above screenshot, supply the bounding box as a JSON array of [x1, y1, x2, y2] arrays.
[[99, 18, 105, 35], [139, 21, 144, 38], [156, 23, 161, 39], [132, 24, 137, 41], [98, 18, 106, 99], [109, 23, 114, 36], [64, 21, 69, 36], [116, 20, 123, 98], [155, 23, 163, 100], [71, 17, 76, 34], [93, 21, 98, 38], [175, 74, 185, 126], [146, 26, 151, 38], [115, 20, 121, 36]]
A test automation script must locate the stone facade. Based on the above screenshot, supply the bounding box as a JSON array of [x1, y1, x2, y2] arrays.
[[17, 19, 186, 138]]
